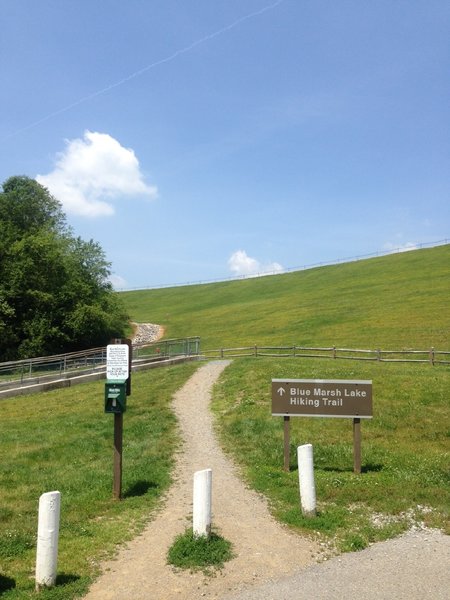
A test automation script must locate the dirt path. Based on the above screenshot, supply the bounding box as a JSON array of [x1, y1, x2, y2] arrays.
[[83, 360, 319, 600]]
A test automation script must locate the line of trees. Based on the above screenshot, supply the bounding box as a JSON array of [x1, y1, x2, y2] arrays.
[[0, 176, 128, 361]]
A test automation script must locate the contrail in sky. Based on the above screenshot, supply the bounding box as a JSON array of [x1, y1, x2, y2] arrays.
[[3, 0, 285, 141]]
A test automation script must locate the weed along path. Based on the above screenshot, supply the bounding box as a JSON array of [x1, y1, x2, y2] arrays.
[[84, 360, 319, 600]]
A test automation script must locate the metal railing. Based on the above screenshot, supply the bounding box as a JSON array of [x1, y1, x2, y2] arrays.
[[119, 239, 450, 291], [133, 337, 200, 361], [0, 337, 201, 389]]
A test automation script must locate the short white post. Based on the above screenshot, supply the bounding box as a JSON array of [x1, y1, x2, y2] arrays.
[[297, 444, 316, 517], [35, 491, 61, 591], [193, 468, 212, 538]]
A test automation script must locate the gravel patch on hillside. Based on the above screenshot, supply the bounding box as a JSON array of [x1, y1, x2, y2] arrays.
[[132, 322, 164, 345]]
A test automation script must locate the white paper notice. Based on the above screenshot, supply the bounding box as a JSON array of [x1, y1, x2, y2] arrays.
[[106, 344, 129, 380]]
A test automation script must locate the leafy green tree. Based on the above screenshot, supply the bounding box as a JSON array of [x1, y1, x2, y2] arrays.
[[0, 176, 128, 360]]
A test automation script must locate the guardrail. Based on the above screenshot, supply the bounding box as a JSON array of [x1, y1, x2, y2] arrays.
[[119, 239, 450, 291], [0, 337, 201, 388], [133, 337, 200, 361], [201, 345, 450, 365]]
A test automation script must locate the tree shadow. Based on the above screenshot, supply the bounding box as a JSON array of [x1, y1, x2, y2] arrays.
[[123, 480, 158, 498], [0, 574, 16, 594]]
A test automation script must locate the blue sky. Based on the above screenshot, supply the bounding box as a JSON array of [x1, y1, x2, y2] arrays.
[[1, 0, 449, 288]]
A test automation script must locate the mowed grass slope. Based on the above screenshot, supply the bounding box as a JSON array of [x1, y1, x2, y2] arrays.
[[120, 244, 449, 549], [120, 244, 450, 350]]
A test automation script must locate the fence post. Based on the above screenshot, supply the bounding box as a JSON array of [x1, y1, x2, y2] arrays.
[[429, 347, 435, 365], [254, 345, 258, 357], [377, 348, 381, 361], [333, 346, 336, 359]]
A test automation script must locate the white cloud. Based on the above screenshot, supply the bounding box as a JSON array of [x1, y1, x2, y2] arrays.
[[228, 250, 284, 277], [383, 241, 419, 253], [36, 131, 157, 217], [109, 274, 127, 290]]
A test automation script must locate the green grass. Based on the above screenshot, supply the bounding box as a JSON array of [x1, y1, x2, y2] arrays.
[[119, 245, 450, 551], [167, 529, 233, 572], [211, 358, 450, 552], [120, 245, 450, 350], [0, 362, 199, 599], [2, 245, 449, 596]]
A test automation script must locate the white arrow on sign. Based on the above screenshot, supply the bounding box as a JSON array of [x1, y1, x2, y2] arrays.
[[277, 387, 285, 396]]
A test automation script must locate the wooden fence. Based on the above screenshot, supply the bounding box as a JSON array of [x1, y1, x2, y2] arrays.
[[1, 341, 448, 388], [202, 345, 450, 365]]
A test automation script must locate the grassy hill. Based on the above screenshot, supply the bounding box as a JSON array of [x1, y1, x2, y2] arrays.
[[121, 244, 450, 350], [1, 245, 449, 599]]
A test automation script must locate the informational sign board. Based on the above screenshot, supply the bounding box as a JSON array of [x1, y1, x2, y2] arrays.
[[272, 379, 372, 419], [107, 344, 130, 380]]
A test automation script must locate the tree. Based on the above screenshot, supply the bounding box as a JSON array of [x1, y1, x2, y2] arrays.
[[0, 176, 128, 360]]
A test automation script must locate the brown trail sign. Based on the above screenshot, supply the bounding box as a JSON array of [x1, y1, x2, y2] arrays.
[[272, 379, 373, 473]]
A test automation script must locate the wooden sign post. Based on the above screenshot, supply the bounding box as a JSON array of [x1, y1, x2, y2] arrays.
[[106, 339, 132, 500], [113, 413, 123, 500], [353, 418, 362, 474], [283, 416, 290, 472], [272, 379, 372, 474]]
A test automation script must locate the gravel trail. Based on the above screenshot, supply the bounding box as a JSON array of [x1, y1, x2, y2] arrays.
[[83, 360, 319, 600], [84, 358, 449, 600], [222, 527, 450, 600]]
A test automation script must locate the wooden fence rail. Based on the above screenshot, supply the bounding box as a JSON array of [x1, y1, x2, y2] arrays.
[[2, 342, 447, 387], [202, 345, 450, 365]]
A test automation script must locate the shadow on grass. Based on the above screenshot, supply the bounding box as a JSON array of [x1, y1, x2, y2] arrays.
[[55, 573, 81, 586], [361, 463, 384, 473], [123, 480, 158, 498], [0, 574, 16, 594], [315, 463, 384, 473]]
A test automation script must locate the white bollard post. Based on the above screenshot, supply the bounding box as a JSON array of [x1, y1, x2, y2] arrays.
[[193, 468, 212, 538], [297, 444, 316, 517], [35, 491, 61, 591]]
